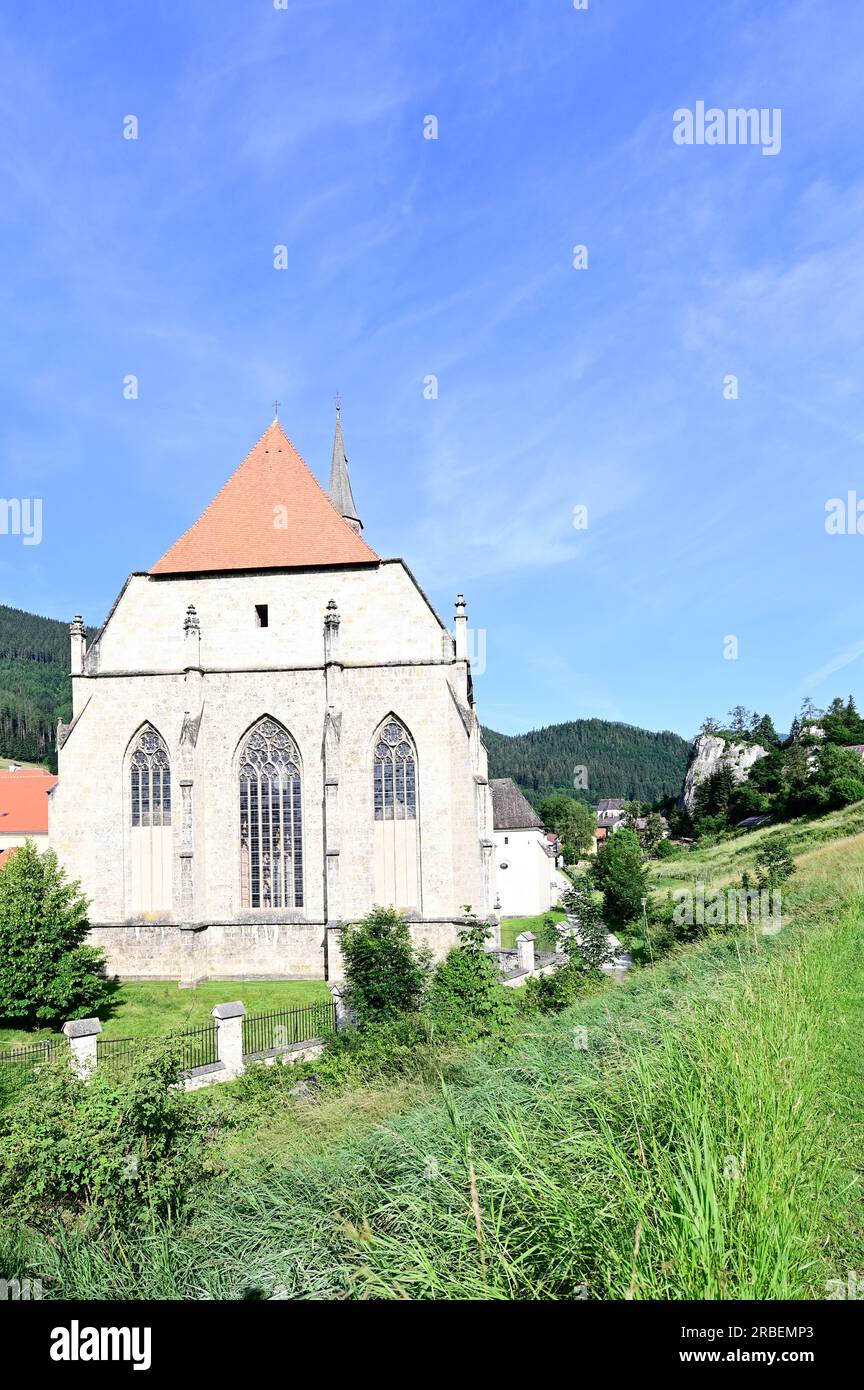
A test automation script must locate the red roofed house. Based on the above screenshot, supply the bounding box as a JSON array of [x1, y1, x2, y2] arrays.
[[49, 410, 496, 984], [0, 766, 58, 864]]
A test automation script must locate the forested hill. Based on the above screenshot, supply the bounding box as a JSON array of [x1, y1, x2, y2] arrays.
[[0, 605, 97, 766], [483, 718, 691, 806]]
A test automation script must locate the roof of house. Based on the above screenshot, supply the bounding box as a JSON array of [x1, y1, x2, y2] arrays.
[[490, 778, 544, 831], [0, 846, 20, 870], [150, 420, 379, 575], [0, 768, 58, 833], [597, 798, 625, 813]]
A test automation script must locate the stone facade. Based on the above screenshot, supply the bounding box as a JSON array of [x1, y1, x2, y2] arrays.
[[50, 560, 496, 982]]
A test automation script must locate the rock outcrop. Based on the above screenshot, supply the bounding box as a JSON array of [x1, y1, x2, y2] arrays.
[[679, 734, 768, 813]]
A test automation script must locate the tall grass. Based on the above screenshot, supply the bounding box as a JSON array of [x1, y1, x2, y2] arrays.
[[6, 836, 862, 1300]]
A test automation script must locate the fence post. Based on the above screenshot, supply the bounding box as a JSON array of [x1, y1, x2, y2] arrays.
[[62, 1017, 102, 1079], [212, 1001, 245, 1079], [329, 982, 353, 1031], [516, 932, 536, 976]]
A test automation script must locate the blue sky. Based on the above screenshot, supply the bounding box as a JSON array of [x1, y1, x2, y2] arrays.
[[1, 0, 863, 739]]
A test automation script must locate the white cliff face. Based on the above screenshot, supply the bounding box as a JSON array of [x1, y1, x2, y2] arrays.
[[679, 734, 768, 813]]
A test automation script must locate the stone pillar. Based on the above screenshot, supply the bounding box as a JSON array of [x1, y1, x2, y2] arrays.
[[516, 932, 536, 975], [62, 1017, 101, 1079], [323, 601, 343, 929], [212, 1001, 245, 1078], [454, 593, 467, 660], [69, 614, 86, 675], [180, 605, 203, 936], [183, 604, 201, 666], [329, 981, 353, 1030], [453, 594, 469, 704]]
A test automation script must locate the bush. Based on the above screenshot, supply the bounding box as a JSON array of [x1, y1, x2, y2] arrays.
[[339, 906, 430, 1028], [560, 876, 613, 970], [0, 840, 110, 1026], [0, 1043, 204, 1229], [655, 838, 681, 859], [315, 1014, 441, 1088], [591, 829, 648, 932], [522, 959, 601, 1014], [753, 838, 796, 890], [426, 912, 512, 1039]]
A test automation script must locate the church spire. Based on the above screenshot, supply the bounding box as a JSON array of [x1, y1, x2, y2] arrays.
[[328, 399, 363, 534]]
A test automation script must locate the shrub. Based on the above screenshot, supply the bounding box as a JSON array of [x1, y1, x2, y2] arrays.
[[560, 875, 613, 971], [655, 837, 681, 859], [0, 840, 110, 1026], [0, 1043, 204, 1229], [339, 906, 430, 1028], [591, 828, 648, 931], [426, 911, 512, 1039], [753, 838, 796, 890], [316, 1014, 441, 1088]]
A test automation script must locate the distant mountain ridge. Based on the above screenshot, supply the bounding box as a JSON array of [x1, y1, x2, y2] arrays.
[[0, 605, 97, 767], [483, 718, 691, 807]]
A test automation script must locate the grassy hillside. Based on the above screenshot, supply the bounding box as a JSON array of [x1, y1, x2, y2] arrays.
[[0, 605, 97, 766], [483, 717, 691, 805], [8, 812, 861, 1299]]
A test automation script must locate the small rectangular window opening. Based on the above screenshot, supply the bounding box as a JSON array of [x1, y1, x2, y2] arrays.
[[255, 604, 269, 628]]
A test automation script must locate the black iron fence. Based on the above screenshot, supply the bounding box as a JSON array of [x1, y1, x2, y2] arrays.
[[0, 1037, 66, 1074], [243, 999, 337, 1058], [97, 1022, 218, 1074]]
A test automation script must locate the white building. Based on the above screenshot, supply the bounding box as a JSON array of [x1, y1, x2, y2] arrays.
[[49, 412, 496, 984], [490, 778, 560, 917]]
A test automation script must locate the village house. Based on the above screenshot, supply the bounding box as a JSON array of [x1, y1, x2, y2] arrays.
[[0, 766, 57, 868], [490, 777, 562, 916], [596, 797, 626, 832], [49, 411, 496, 984]]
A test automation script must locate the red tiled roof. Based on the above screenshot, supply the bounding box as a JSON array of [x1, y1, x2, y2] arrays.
[[150, 421, 379, 575], [0, 768, 58, 833]]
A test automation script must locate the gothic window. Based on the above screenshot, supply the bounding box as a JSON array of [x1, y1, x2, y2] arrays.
[[130, 728, 172, 827], [239, 718, 303, 909], [373, 720, 417, 821], [372, 717, 420, 910], [128, 726, 172, 914]]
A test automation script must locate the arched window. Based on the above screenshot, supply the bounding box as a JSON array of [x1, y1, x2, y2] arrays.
[[239, 718, 303, 909], [374, 720, 417, 821], [128, 726, 172, 913], [131, 728, 172, 827], [372, 718, 419, 909]]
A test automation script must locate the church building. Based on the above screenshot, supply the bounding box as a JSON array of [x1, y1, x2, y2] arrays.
[[49, 412, 496, 984]]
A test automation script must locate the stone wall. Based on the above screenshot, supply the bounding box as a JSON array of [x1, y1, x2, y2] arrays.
[[87, 917, 475, 983]]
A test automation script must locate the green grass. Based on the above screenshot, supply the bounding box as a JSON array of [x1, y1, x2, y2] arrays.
[[499, 909, 565, 950], [9, 829, 862, 1300], [648, 800, 864, 894], [0, 978, 329, 1049]]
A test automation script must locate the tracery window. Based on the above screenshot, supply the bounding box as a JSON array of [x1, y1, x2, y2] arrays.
[[130, 728, 172, 827], [373, 720, 417, 821], [239, 718, 303, 909]]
